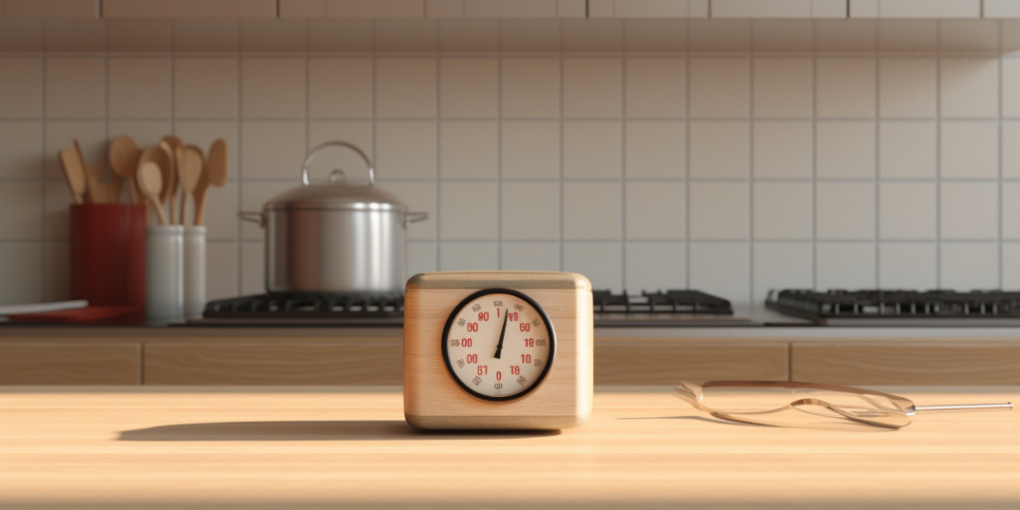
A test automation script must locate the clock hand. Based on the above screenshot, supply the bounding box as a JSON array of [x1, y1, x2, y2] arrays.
[[494, 309, 509, 359]]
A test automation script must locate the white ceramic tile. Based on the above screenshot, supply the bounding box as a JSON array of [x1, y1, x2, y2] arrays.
[[940, 243, 999, 290], [408, 241, 438, 275], [439, 19, 500, 53], [440, 120, 497, 179], [877, 20, 937, 53], [107, 57, 171, 119], [197, 183, 239, 241], [563, 181, 622, 241], [44, 181, 73, 241], [816, 57, 875, 119], [815, 242, 876, 290], [43, 242, 69, 302], [689, 58, 749, 118], [688, 181, 749, 240], [174, 57, 239, 120], [0, 58, 43, 118], [625, 181, 684, 241], [940, 121, 997, 179], [816, 182, 875, 241], [500, 242, 560, 272], [501, 58, 560, 118], [938, 19, 999, 53], [563, 58, 622, 118], [377, 181, 437, 240], [752, 242, 813, 304], [624, 121, 684, 180], [878, 121, 936, 179], [878, 58, 936, 118], [174, 120, 240, 182], [752, 181, 812, 241], [688, 242, 750, 306], [625, 58, 684, 119], [307, 120, 373, 182], [562, 19, 623, 53], [439, 242, 499, 271], [625, 242, 685, 293], [563, 241, 622, 293], [1004, 121, 1020, 179], [239, 121, 306, 179], [1004, 183, 1020, 240], [878, 242, 937, 290], [0, 243, 42, 305], [753, 58, 811, 119], [239, 242, 265, 296], [752, 121, 812, 179], [563, 121, 622, 179], [241, 58, 306, 119], [501, 181, 560, 241], [439, 57, 497, 118], [439, 181, 498, 240], [239, 181, 295, 240], [939, 57, 998, 119], [0, 121, 42, 180], [501, 120, 559, 180], [0, 182, 42, 240], [1005, 59, 1020, 118], [43, 120, 105, 180], [816, 121, 875, 180], [308, 57, 372, 118], [1003, 243, 1020, 289], [940, 181, 998, 241], [499, 19, 562, 53], [206, 242, 239, 300], [45, 58, 104, 119], [376, 121, 436, 179], [689, 121, 749, 179], [878, 181, 937, 240], [375, 57, 437, 119]]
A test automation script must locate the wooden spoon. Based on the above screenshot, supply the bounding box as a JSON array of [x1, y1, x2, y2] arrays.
[[137, 161, 167, 226], [195, 139, 228, 226], [177, 145, 204, 226], [58, 148, 86, 205], [72, 139, 101, 203], [161, 136, 183, 224], [109, 136, 141, 203], [138, 147, 171, 221]]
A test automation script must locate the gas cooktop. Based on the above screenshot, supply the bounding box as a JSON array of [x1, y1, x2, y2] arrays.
[[182, 289, 758, 327], [767, 289, 1020, 326]]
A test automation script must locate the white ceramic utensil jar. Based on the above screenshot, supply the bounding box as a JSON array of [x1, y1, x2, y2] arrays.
[[145, 225, 184, 322], [183, 226, 206, 318]]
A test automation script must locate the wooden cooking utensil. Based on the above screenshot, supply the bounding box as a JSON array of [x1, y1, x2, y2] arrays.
[[138, 147, 171, 219], [195, 139, 228, 226], [72, 139, 101, 203], [177, 145, 204, 226], [161, 136, 182, 224], [58, 148, 87, 205], [137, 161, 168, 226], [87, 157, 109, 204], [109, 136, 141, 203]]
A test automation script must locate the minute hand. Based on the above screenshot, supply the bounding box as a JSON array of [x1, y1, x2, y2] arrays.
[[493, 310, 509, 359]]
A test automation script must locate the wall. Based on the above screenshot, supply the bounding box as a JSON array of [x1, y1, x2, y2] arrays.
[[1, 17, 1020, 307]]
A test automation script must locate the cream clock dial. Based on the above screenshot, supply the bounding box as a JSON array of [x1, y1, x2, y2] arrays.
[[441, 288, 556, 401]]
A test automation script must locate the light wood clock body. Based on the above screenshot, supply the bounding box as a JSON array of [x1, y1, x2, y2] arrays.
[[404, 271, 593, 430]]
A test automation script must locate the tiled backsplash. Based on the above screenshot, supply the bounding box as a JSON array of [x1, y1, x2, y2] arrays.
[[3, 18, 1020, 307]]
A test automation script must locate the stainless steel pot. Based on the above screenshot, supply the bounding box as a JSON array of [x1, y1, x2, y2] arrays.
[[239, 141, 427, 296]]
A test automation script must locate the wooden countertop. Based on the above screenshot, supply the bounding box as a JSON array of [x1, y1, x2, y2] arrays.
[[3, 386, 1018, 509]]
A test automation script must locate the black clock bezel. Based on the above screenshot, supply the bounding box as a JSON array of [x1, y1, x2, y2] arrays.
[[440, 288, 557, 402]]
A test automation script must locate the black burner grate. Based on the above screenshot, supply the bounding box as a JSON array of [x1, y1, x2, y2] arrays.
[[592, 290, 733, 315], [204, 293, 404, 319], [767, 289, 1020, 319]]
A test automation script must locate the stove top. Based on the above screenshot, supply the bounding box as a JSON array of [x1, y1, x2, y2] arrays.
[[182, 289, 757, 327], [767, 289, 1020, 326]]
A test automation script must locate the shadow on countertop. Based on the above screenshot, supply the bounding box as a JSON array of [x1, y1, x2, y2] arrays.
[[118, 420, 559, 441]]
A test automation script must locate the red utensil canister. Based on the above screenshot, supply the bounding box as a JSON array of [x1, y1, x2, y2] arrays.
[[70, 204, 146, 307]]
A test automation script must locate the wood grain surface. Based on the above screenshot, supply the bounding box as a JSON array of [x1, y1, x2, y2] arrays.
[[1, 386, 1017, 509], [0, 344, 140, 385], [595, 341, 788, 384], [792, 343, 1020, 385]]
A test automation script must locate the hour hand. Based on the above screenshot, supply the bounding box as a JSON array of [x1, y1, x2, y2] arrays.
[[494, 310, 509, 359]]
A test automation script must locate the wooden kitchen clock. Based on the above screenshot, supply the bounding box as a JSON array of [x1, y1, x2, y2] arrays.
[[404, 271, 593, 430]]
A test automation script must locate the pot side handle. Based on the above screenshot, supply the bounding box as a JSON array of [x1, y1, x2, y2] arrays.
[[405, 211, 428, 227], [238, 210, 266, 227]]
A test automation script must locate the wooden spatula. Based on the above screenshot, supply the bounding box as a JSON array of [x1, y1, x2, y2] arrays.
[[58, 148, 86, 205], [195, 139, 228, 226], [161, 136, 183, 224]]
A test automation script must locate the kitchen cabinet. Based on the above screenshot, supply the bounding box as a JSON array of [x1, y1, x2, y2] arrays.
[[101, 0, 277, 18], [849, 0, 982, 18], [3, 0, 97, 18]]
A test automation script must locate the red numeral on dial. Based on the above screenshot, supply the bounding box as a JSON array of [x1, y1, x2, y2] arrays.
[[508, 312, 518, 322], [477, 365, 488, 375], [462, 338, 473, 347], [496, 371, 502, 380], [510, 365, 520, 375], [523, 338, 534, 347], [519, 323, 530, 332], [467, 322, 478, 332], [521, 354, 531, 364], [478, 312, 489, 321], [467, 354, 478, 364]]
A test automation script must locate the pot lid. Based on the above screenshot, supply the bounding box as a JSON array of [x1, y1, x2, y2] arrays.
[[263, 140, 408, 212]]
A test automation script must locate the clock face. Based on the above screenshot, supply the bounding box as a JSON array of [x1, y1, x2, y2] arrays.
[[441, 288, 556, 401]]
